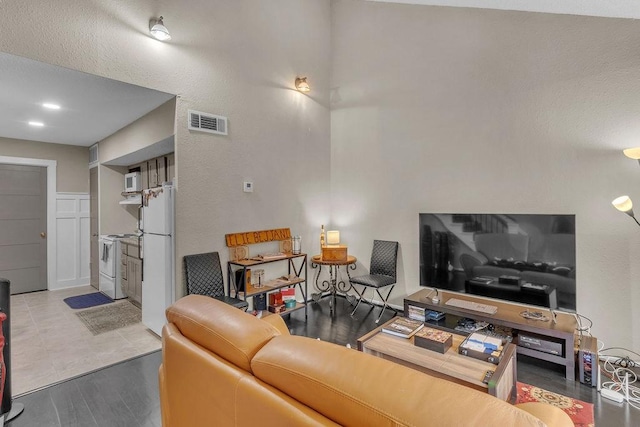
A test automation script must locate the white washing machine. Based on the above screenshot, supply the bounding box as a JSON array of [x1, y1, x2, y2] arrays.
[[98, 235, 127, 300]]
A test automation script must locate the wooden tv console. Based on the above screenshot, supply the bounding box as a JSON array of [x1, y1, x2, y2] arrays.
[[404, 289, 579, 380]]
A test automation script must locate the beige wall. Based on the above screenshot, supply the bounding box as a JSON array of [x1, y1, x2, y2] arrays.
[[0, 0, 332, 298], [99, 164, 137, 235], [99, 98, 176, 163], [331, 1, 640, 349], [0, 137, 88, 192], [98, 99, 176, 235]]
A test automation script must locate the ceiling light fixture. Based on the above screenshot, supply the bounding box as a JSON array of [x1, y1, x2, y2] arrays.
[[42, 103, 60, 110], [295, 77, 310, 93], [149, 16, 171, 41], [28, 121, 44, 127]]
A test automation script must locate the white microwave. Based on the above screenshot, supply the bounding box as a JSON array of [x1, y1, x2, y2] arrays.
[[125, 172, 141, 192]]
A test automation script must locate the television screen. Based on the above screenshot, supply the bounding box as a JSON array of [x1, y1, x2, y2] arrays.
[[419, 213, 576, 312]]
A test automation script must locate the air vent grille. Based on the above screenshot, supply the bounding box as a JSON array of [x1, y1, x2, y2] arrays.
[[89, 144, 98, 168], [188, 110, 228, 135]]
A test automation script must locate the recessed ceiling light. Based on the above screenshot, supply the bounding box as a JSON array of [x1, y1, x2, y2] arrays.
[[28, 121, 44, 127], [42, 103, 60, 110]]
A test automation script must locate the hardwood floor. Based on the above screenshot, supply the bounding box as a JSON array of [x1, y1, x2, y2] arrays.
[[7, 296, 639, 425]]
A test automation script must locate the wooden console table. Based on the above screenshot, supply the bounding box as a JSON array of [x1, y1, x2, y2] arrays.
[[358, 317, 518, 402], [404, 289, 578, 380]]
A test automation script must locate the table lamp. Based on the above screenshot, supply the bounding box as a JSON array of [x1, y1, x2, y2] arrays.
[[327, 230, 340, 245], [321, 229, 348, 262]]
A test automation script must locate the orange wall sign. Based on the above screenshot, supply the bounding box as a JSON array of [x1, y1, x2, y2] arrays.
[[225, 228, 291, 247]]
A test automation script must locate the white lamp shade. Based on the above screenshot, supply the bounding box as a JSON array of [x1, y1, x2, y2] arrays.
[[612, 195, 633, 213], [327, 230, 340, 245], [623, 148, 640, 160]]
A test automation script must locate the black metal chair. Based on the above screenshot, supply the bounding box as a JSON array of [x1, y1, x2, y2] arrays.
[[183, 252, 248, 310], [350, 240, 399, 323]]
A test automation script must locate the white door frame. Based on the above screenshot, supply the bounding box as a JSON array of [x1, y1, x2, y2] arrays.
[[0, 156, 57, 291]]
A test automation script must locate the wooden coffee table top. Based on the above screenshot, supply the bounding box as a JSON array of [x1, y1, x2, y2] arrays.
[[358, 318, 515, 390]]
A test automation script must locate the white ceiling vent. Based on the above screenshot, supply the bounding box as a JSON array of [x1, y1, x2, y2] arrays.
[[89, 143, 99, 168], [188, 110, 228, 135]]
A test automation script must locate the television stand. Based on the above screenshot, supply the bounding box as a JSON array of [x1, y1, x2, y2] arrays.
[[404, 289, 579, 380]]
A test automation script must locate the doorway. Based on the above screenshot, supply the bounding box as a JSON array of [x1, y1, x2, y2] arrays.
[[90, 166, 99, 289], [0, 160, 55, 294]]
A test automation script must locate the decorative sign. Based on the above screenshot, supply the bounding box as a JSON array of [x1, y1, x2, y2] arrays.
[[225, 228, 291, 247]]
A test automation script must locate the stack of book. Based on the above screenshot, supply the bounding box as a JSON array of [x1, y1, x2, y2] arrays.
[[407, 305, 426, 321], [381, 317, 425, 338]]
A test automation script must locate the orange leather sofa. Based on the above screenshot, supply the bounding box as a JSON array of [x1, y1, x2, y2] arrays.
[[159, 295, 573, 426]]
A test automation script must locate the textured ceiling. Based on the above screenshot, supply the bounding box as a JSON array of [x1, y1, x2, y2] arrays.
[[370, 0, 640, 19], [0, 52, 174, 147]]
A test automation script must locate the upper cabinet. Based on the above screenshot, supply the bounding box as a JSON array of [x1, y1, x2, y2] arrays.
[[130, 153, 174, 191]]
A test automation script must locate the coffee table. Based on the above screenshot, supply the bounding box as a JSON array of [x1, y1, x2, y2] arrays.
[[357, 318, 517, 402]]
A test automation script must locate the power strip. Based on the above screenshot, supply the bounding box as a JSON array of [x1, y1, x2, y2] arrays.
[[600, 388, 624, 403]]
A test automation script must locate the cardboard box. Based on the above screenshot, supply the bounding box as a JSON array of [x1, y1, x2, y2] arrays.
[[414, 327, 453, 354], [281, 288, 296, 302], [322, 245, 348, 262], [268, 304, 286, 313], [269, 292, 283, 306]]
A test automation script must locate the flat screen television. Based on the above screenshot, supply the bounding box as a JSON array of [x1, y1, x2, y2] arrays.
[[419, 213, 576, 312]]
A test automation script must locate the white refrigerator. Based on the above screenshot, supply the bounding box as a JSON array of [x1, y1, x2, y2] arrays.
[[141, 184, 175, 336]]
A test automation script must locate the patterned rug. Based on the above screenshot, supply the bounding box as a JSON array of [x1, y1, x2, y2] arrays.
[[63, 292, 113, 309], [76, 301, 141, 335], [516, 382, 594, 427]]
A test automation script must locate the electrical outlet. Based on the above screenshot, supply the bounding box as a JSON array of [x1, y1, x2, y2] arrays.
[[243, 181, 253, 193]]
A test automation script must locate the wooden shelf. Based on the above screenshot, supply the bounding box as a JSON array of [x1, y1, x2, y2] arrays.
[[244, 277, 305, 297], [227, 253, 308, 319], [229, 253, 306, 267]]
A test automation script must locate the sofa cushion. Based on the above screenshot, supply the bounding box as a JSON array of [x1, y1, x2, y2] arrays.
[[252, 335, 544, 427], [166, 295, 281, 372]]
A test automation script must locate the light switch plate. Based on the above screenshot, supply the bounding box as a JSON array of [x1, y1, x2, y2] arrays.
[[243, 181, 253, 193]]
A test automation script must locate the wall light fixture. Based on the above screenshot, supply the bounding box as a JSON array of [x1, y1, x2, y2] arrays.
[[295, 77, 310, 93], [150, 16, 171, 41]]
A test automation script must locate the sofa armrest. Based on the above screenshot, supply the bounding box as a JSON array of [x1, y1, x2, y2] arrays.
[[516, 402, 574, 427], [261, 313, 290, 335]]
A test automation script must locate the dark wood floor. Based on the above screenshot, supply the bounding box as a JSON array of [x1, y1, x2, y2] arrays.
[[7, 296, 639, 426]]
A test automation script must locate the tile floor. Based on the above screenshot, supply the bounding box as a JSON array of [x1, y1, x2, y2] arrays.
[[10, 285, 161, 396]]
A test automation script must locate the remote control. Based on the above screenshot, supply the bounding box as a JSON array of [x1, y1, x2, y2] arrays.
[[482, 370, 494, 384]]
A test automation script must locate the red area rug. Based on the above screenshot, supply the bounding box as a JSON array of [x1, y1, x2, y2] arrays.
[[516, 382, 594, 427]]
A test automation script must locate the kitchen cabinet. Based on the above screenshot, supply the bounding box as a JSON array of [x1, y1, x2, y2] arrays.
[[166, 153, 175, 184], [148, 158, 158, 188], [128, 257, 142, 305], [139, 161, 149, 190], [148, 156, 168, 188], [129, 153, 173, 191], [121, 239, 142, 306]]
